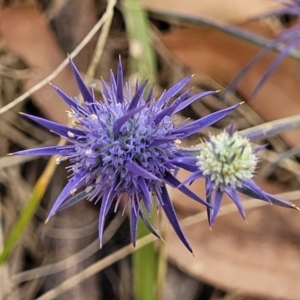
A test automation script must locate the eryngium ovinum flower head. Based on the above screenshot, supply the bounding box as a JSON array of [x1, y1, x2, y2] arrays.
[[182, 126, 299, 225], [11, 58, 240, 252]]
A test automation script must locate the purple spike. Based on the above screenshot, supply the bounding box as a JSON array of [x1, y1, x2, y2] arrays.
[[150, 136, 178, 147], [110, 71, 117, 98], [211, 189, 223, 224], [69, 57, 94, 104], [145, 85, 154, 103], [57, 189, 91, 212], [167, 161, 198, 173], [158, 185, 193, 253], [159, 88, 192, 113], [225, 186, 246, 220], [116, 58, 124, 103], [47, 171, 89, 220], [226, 44, 274, 97], [264, 192, 298, 209], [135, 80, 139, 93], [138, 177, 152, 213], [179, 170, 203, 187], [51, 84, 81, 110], [206, 189, 212, 226], [130, 198, 140, 246], [157, 76, 192, 105], [139, 211, 162, 240], [164, 172, 209, 207], [205, 178, 213, 199], [126, 160, 161, 181], [98, 184, 116, 247], [253, 144, 267, 153], [228, 123, 236, 136], [127, 81, 148, 111], [21, 113, 85, 138], [167, 156, 198, 166], [174, 89, 191, 103], [238, 180, 270, 202], [113, 105, 145, 138], [101, 78, 112, 102], [174, 90, 218, 114], [153, 101, 181, 124], [11, 145, 75, 157], [252, 37, 300, 98], [153, 89, 191, 124], [172, 103, 240, 138]]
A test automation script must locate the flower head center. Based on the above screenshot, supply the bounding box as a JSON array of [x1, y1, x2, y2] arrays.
[[196, 131, 257, 189], [71, 105, 176, 192]]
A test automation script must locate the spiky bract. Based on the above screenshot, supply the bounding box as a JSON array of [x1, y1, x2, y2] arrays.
[[12, 58, 240, 252]]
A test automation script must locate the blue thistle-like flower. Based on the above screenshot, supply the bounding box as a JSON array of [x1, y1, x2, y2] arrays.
[[181, 126, 299, 225], [11, 58, 240, 252]]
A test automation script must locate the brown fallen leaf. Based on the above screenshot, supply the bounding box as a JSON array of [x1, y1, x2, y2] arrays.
[[0, 5, 78, 124], [161, 24, 300, 148]]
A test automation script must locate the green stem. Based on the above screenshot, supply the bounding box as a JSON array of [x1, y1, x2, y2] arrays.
[[133, 218, 158, 300], [121, 0, 159, 299], [122, 0, 157, 81]]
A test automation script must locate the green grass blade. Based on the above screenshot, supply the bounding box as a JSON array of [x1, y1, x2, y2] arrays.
[[121, 0, 159, 299], [0, 154, 59, 264]]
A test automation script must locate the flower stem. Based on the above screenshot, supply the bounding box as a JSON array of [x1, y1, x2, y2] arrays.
[[121, 0, 159, 299]]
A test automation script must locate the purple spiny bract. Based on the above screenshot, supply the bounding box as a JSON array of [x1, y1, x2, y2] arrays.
[[181, 126, 299, 225], [12, 58, 240, 252]]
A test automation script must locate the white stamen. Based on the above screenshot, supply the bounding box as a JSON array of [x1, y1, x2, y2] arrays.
[[56, 157, 62, 165], [66, 110, 73, 119], [85, 186, 93, 193], [67, 131, 75, 138], [90, 114, 98, 120]]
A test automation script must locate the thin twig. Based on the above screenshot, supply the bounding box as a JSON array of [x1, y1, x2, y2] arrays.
[[239, 114, 300, 141], [85, 0, 117, 81], [261, 148, 300, 177], [36, 234, 157, 300], [180, 189, 300, 228], [12, 213, 124, 284]]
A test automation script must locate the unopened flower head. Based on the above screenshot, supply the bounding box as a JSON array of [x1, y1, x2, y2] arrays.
[[11, 57, 240, 252], [182, 127, 298, 225], [196, 131, 257, 189]]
